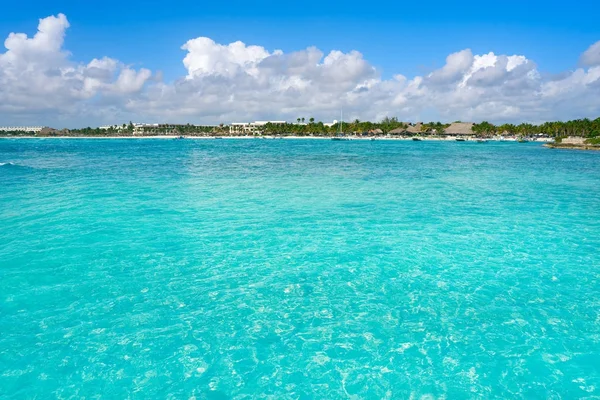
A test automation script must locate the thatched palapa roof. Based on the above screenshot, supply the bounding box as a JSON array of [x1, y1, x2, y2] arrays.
[[39, 127, 59, 136], [406, 123, 423, 134], [445, 122, 474, 135], [389, 127, 405, 134]]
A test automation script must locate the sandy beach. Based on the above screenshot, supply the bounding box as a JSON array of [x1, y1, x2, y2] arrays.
[[0, 135, 553, 142]]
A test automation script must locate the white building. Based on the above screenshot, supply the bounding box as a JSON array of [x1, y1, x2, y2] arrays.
[[133, 123, 160, 135], [0, 126, 44, 133], [229, 121, 286, 135]]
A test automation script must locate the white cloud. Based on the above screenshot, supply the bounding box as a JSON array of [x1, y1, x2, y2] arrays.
[[0, 14, 599, 127], [580, 40, 600, 67], [182, 37, 274, 78], [0, 14, 152, 124], [426, 49, 474, 85]]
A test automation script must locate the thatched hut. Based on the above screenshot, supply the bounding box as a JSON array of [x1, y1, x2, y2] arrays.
[[39, 127, 59, 136], [445, 122, 474, 136], [406, 123, 423, 135], [389, 127, 405, 135]]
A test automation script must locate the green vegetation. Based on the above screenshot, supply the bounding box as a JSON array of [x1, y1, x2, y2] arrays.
[[420, 122, 449, 135], [262, 117, 408, 136], [3, 116, 600, 138], [474, 117, 600, 138], [68, 123, 217, 136], [0, 130, 37, 136]]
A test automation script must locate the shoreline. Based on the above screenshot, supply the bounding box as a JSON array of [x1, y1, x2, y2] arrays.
[[544, 143, 600, 151], [0, 135, 552, 142]]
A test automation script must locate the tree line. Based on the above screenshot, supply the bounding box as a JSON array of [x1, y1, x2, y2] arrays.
[[0, 130, 38, 136], [264, 117, 600, 137], [3, 116, 599, 137], [472, 118, 600, 138]]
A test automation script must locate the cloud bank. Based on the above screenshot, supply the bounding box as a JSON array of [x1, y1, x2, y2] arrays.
[[1, 14, 600, 127]]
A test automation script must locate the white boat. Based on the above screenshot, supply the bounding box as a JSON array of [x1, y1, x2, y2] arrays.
[[331, 109, 349, 141]]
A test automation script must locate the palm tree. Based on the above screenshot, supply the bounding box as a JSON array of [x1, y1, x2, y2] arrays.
[[297, 118, 301, 124], [309, 117, 315, 124], [301, 117, 305, 124]]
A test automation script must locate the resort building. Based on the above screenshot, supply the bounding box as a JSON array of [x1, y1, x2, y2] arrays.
[[133, 123, 160, 135], [132, 123, 219, 136], [406, 122, 423, 135], [99, 125, 124, 130], [0, 126, 44, 133], [445, 122, 475, 136], [229, 121, 286, 135]]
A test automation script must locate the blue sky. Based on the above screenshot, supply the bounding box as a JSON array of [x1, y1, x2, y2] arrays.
[[1, 0, 599, 126], [2, 0, 599, 81]]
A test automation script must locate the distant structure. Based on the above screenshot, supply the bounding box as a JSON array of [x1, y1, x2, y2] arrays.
[[39, 127, 59, 135], [133, 123, 160, 135], [561, 137, 586, 145], [445, 122, 475, 136], [406, 122, 423, 134], [388, 127, 405, 135], [131, 123, 218, 135], [0, 126, 44, 133], [229, 121, 286, 135]]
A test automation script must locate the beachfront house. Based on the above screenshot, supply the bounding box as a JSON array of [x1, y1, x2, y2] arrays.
[[444, 122, 475, 137], [388, 127, 405, 135], [229, 121, 286, 135], [0, 126, 44, 133], [406, 123, 423, 135]]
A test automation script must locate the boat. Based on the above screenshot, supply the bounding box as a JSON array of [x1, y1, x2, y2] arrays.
[[331, 109, 349, 141], [174, 135, 185, 140], [518, 138, 529, 143], [477, 139, 487, 143], [455, 138, 466, 142], [412, 137, 422, 141]]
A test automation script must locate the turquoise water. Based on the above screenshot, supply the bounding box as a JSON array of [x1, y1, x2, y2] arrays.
[[1, 139, 599, 399]]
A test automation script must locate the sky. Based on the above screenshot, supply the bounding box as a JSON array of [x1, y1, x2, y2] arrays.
[[1, 0, 599, 128]]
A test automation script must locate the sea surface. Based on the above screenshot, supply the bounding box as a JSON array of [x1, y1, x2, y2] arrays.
[[1, 139, 599, 399]]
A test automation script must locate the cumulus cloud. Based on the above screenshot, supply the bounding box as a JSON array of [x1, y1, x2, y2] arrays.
[[580, 41, 600, 67], [182, 37, 274, 78], [426, 49, 474, 85], [0, 14, 600, 127], [0, 14, 152, 124]]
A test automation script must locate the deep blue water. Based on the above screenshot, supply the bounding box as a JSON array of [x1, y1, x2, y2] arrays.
[[1, 139, 599, 399]]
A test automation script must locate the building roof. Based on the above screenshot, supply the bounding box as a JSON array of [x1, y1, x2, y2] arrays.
[[254, 121, 286, 125], [389, 127, 405, 134], [39, 127, 58, 135], [445, 122, 474, 135], [406, 123, 423, 134]]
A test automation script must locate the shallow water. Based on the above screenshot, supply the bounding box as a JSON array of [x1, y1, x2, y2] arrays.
[[1, 139, 599, 398]]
